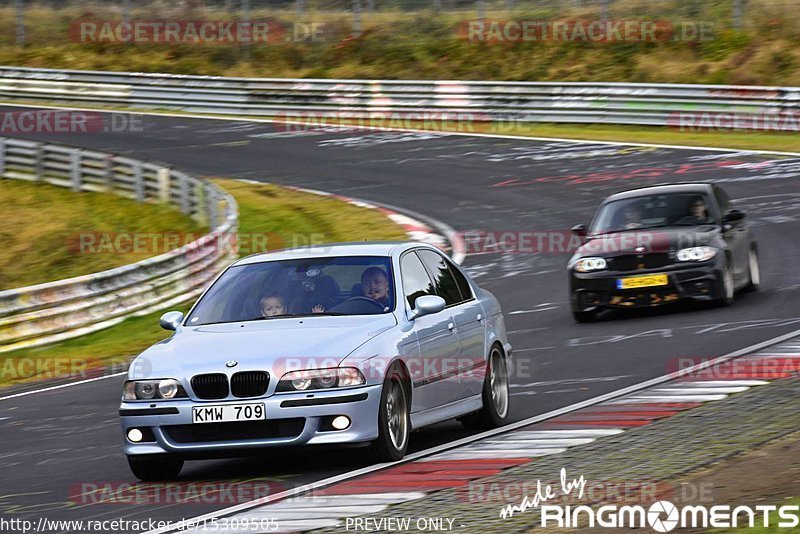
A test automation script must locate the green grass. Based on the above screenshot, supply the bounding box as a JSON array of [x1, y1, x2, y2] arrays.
[[0, 1, 798, 85], [0, 178, 406, 388], [0, 179, 206, 290]]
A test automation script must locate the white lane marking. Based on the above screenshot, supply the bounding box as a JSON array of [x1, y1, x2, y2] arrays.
[[0, 372, 127, 402], [506, 429, 626, 438], [512, 346, 556, 353], [265, 493, 426, 507], [510, 375, 632, 388], [425, 448, 569, 460], [470, 438, 596, 448], [508, 307, 557, 315], [649, 387, 752, 394], [666, 380, 769, 387], [611, 394, 729, 403], [145, 328, 800, 534], [2, 102, 800, 156]]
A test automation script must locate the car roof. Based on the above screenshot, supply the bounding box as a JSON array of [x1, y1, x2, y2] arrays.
[[604, 183, 714, 203], [233, 241, 436, 266]]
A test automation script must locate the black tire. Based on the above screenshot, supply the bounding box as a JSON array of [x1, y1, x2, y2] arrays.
[[743, 247, 761, 292], [369, 364, 410, 462], [716, 261, 735, 307], [127, 454, 183, 481], [460, 346, 510, 430], [572, 310, 596, 323]]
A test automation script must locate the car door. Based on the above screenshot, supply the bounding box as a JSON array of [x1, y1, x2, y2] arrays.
[[399, 250, 459, 413], [417, 249, 487, 401], [714, 186, 749, 282]]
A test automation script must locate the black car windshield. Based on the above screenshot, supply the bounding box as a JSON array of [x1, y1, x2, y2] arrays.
[[591, 193, 715, 235], [186, 256, 395, 326]]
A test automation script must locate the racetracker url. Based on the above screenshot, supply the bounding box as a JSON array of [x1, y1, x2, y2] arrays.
[[0, 516, 280, 533]]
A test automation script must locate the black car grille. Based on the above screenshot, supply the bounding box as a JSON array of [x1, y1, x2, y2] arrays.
[[164, 419, 305, 443], [231, 371, 269, 398], [191, 374, 229, 400], [609, 253, 673, 272]]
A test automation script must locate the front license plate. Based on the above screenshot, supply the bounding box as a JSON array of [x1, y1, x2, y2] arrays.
[[617, 274, 669, 290], [192, 403, 265, 424]]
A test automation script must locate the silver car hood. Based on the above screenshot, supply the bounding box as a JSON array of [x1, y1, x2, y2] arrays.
[[129, 314, 397, 379]]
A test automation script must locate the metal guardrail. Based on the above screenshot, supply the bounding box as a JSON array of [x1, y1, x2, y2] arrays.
[[0, 66, 798, 127], [0, 136, 238, 354]]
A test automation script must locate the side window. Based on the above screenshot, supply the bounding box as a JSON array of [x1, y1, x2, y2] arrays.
[[417, 250, 462, 306], [447, 258, 474, 302], [400, 252, 435, 308]]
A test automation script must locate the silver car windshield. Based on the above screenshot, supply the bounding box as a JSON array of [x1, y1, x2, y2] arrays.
[[591, 193, 715, 235], [186, 256, 395, 326]]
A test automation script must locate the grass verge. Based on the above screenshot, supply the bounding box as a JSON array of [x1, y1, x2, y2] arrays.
[[0, 178, 407, 389], [0, 178, 206, 290]]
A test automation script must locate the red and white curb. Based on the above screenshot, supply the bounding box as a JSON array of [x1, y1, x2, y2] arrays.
[[278, 184, 464, 263], [168, 340, 800, 533]]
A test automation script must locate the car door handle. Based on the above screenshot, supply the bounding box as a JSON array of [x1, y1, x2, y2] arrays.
[[476, 314, 483, 323], [448, 322, 456, 333]]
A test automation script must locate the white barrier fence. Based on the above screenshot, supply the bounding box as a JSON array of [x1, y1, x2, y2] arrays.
[[0, 66, 798, 128], [0, 136, 238, 354]]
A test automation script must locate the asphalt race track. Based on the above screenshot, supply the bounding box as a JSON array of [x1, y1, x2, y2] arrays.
[[2, 108, 800, 530]]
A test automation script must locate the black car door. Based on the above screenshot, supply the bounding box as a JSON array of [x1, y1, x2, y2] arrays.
[[714, 186, 748, 282]]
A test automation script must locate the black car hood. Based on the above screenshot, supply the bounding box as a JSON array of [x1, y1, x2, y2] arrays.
[[576, 226, 719, 258]]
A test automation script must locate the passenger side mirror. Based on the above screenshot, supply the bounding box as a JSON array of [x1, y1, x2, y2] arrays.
[[159, 311, 184, 331], [571, 224, 588, 237], [722, 209, 745, 223], [409, 295, 446, 320]]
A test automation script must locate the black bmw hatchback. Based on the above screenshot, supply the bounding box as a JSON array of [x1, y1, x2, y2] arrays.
[[568, 183, 760, 322]]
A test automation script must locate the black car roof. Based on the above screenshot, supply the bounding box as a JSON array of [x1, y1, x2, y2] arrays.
[[604, 183, 714, 203]]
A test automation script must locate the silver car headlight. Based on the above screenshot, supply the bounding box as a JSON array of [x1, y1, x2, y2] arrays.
[[574, 257, 608, 273], [123, 379, 186, 400], [276, 368, 366, 392], [676, 246, 718, 262]]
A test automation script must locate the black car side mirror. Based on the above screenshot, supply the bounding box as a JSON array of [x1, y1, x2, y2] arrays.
[[722, 209, 746, 223], [571, 224, 587, 237]]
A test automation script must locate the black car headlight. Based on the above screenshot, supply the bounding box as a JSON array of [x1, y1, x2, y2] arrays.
[[276, 368, 366, 392], [676, 246, 718, 262], [123, 379, 187, 400], [574, 257, 608, 273]]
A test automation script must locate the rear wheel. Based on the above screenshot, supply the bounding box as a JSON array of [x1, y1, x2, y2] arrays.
[[460, 346, 510, 430], [369, 365, 410, 462], [127, 454, 183, 481]]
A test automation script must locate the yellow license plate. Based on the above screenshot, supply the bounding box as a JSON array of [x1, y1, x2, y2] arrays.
[[617, 274, 669, 290]]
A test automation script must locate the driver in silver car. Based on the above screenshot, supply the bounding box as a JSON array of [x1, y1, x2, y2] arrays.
[[361, 267, 390, 307]]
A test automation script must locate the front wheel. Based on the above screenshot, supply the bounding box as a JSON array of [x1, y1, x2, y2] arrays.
[[369, 365, 410, 462], [744, 247, 760, 292], [460, 346, 510, 430], [127, 454, 183, 481], [716, 261, 735, 306], [572, 310, 596, 323]]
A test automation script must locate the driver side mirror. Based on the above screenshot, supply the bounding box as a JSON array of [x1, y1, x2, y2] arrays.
[[159, 311, 184, 331], [409, 295, 446, 320], [571, 224, 587, 238], [722, 209, 745, 223]]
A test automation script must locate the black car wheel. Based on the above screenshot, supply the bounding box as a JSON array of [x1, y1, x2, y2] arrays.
[[127, 454, 183, 481], [744, 247, 761, 292], [716, 261, 735, 306], [572, 310, 596, 323], [369, 364, 410, 462], [460, 346, 510, 430]]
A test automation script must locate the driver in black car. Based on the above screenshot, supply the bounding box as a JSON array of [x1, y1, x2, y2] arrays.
[[360, 267, 390, 308], [679, 196, 711, 224]]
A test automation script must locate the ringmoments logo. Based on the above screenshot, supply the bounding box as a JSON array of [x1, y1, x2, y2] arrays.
[[499, 469, 800, 531]]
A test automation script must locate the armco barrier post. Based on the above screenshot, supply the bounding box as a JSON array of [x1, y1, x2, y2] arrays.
[[34, 143, 43, 182], [157, 167, 170, 203], [103, 155, 113, 191], [196, 180, 207, 227], [133, 161, 144, 202], [179, 173, 190, 215], [208, 186, 218, 230], [70, 149, 81, 192], [0, 138, 5, 177]]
